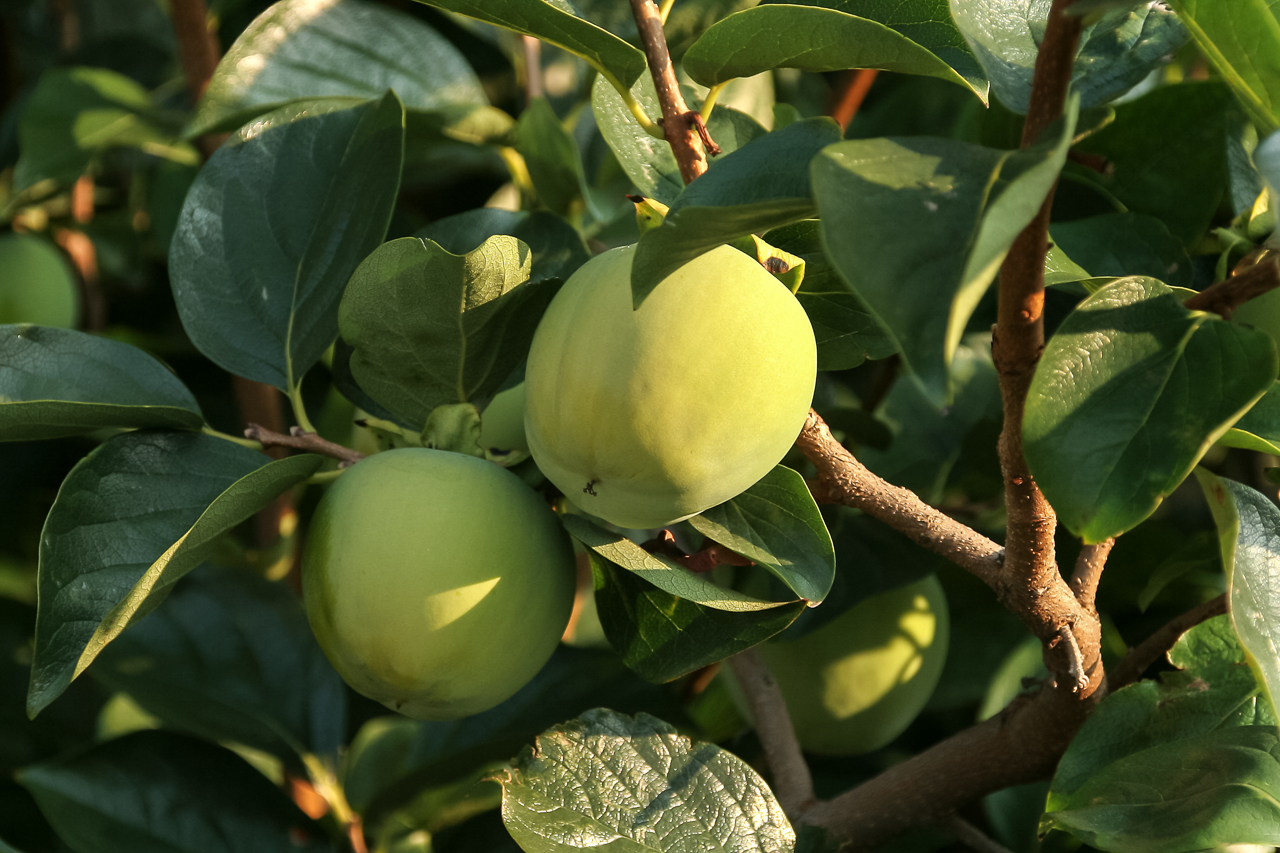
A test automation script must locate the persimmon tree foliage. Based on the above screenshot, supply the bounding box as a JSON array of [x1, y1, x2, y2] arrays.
[[4, 0, 1280, 851]]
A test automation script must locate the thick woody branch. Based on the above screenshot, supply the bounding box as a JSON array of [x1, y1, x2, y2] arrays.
[[1183, 253, 1280, 318], [725, 650, 815, 819], [1070, 538, 1114, 611], [797, 410, 1005, 586], [629, 0, 710, 183], [1110, 594, 1228, 690], [245, 424, 367, 466]]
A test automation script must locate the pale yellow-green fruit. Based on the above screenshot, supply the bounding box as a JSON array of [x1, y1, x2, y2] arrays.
[[480, 383, 529, 455], [0, 234, 80, 328], [746, 575, 950, 756], [524, 244, 817, 529], [302, 448, 575, 720]]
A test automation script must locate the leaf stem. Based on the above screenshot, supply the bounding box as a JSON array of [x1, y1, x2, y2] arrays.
[[289, 382, 318, 435], [306, 469, 347, 485], [699, 80, 729, 123], [659, 0, 677, 24], [200, 425, 263, 450]]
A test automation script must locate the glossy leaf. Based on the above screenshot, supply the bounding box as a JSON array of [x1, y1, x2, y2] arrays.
[[688, 466, 835, 605], [683, 2, 987, 103], [515, 97, 582, 216], [0, 325, 203, 441], [1168, 0, 1280, 134], [1220, 381, 1280, 454], [170, 94, 405, 391], [190, 0, 485, 136], [1196, 470, 1280, 721], [27, 432, 322, 717], [410, 0, 646, 90], [338, 235, 558, 427], [14, 67, 196, 191], [812, 102, 1077, 404], [92, 565, 346, 763], [1025, 278, 1277, 544], [1050, 212, 1194, 289], [591, 73, 767, 206], [629, 118, 842, 305], [499, 708, 796, 852], [950, 0, 1187, 114], [415, 208, 590, 284], [18, 730, 331, 853]]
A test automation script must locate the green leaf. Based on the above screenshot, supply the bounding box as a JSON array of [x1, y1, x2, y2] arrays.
[[27, 432, 322, 717], [1050, 212, 1195, 289], [1025, 278, 1277, 543], [410, 0, 646, 90], [170, 93, 405, 391], [684, 2, 987, 104], [1072, 82, 1232, 246], [591, 73, 767, 206], [1168, 0, 1280, 134], [189, 0, 486, 136], [950, 0, 1188, 114], [688, 466, 835, 605], [338, 235, 559, 428], [1196, 470, 1280, 722], [812, 101, 1077, 404], [629, 118, 842, 306], [0, 325, 203, 441], [499, 708, 796, 852], [18, 730, 331, 853], [1221, 380, 1280, 454], [14, 67, 197, 191], [92, 565, 346, 763], [515, 97, 583, 216], [415, 208, 590, 284]]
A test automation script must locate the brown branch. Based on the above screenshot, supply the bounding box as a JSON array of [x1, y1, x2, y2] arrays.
[[628, 0, 709, 183], [1070, 538, 1114, 611], [725, 649, 816, 819], [1184, 252, 1280, 318], [1110, 594, 1228, 690], [796, 410, 1005, 586], [170, 0, 220, 105], [944, 814, 1017, 853], [245, 424, 367, 466], [521, 36, 543, 102], [828, 68, 879, 131]]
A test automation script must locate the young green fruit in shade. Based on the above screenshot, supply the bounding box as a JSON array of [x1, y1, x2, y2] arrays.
[[739, 575, 950, 756], [524, 244, 817, 529], [302, 448, 575, 720], [480, 382, 529, 456], [0, 234, 80, 328]]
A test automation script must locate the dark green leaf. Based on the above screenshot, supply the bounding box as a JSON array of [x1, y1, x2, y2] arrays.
[[18, 730, 331, 853], [1196, 470, 1280, 720], [515, 97, 582, 216], [1050, 212, 1195, 289], [688, 466, 834, 605], [189, 0, 485, 136], [92, 565, 346, 763], [415, 208, 590, 284], [27, 432, 322, 717], [170, 94, 405, 391], [813, 106, 1076, 404], [1221, 380, 1280, 454], [499, 708, 796, 852], [1167, 0, 1280, 134], [950, 0, 1187, 114], [410, 0, 646, 90], [591, 73, 767, 206], [688, 0, 986, 102], [14, 67, 197, 191], [0, 325, 203, 441], [629, 118, 842, 305], [338, 235, 558, 427], [1025, 277, 1277, 543]]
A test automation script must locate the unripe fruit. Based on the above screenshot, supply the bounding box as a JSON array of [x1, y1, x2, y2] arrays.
[[743, 575, 949, 756], [0, 234, 80, 328], [480, 383, 529, 456], [302, 448, 575, 720], [525, 244, 817, 529]]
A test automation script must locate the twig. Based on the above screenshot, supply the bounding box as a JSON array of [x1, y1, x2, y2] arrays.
[[829, 68, 879, 130], [944, 814, 1017, 853], [796, 410, 1005, 586], [245, 424, 367, 466], [169, 0, 220, 104], [1110, 593, 1228, 690], [628, 0, 710, 183], [1070, 538, 1114, 611], [1053, 624, 1089, 693], [521, 36, 543, 102], [726, 649, 816, 819], [1184, 253, 1280, 318]]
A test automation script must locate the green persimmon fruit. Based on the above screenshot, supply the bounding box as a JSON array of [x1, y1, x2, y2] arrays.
[[1234, 288, 1280, 352], [302, 448, 575, 720], [480, 383, 529, 455], [0, 234, 80, 328], [748, 575, 950, 756], [524, 244, 817, 529]]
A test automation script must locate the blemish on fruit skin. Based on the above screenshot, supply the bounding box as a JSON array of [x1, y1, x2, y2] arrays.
[[584, 479, 599, 497]]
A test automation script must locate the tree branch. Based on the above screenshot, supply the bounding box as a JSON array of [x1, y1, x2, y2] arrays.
[[828, 68, 879, 131], [629, 0, 710, 183], [245, 424, 367, 466], [944, 814, 1017, 853], [1110, 594, 1228, 690], [1070, 538, 1114, 611], [796, 410, 1005, 586], [726, 650, 816, 820], [1183, 252, 1280, 318]]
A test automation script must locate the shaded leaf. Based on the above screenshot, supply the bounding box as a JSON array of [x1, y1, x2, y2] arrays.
[[1024, 277, 1277, 543], [170, 94, 405, 391], [499, 708, 796, 852], [1168, 0, 1280, 134], [190, 0, 485, 136], [27, 432, 322, 717], [515, 97, 582, 216], [0, 325, 202, 441], [1050, 212, 1194, 289], [416, 208, 590, 284], [1220, 380, 1280, 454], [338, 235, 558, 427]]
